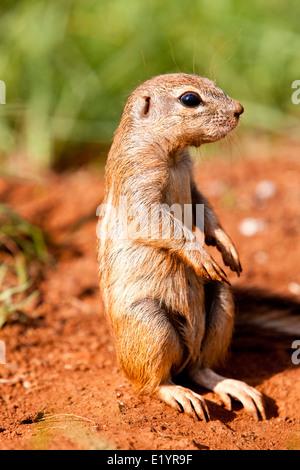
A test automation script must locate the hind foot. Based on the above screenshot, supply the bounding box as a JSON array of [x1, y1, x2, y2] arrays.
[[156, 380, 210, 421], [190, 368, 266, 421]]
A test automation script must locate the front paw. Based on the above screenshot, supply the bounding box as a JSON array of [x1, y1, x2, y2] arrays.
[[194, 249, 231, 285], [206, 229, 242, 276]]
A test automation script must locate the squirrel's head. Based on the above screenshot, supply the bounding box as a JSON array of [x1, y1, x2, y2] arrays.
[[121, 73, 243, 150]]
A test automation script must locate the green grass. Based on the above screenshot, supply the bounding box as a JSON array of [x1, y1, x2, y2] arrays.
[[0, 204, 50, 328], [0, 0, 299, 168], [29, 411, 114, 450]]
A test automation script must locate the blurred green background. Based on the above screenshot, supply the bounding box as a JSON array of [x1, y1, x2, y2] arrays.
[[0, 0, 299, 170]]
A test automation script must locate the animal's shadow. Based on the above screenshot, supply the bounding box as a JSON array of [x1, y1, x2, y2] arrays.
[[179, 286, 300, 422]]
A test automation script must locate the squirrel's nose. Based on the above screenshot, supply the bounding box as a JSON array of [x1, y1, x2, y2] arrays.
[[234, 102, 244, 118]]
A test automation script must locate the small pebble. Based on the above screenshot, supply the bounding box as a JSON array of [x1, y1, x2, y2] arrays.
[[255, 180, 276, 199], [239, 218, 265, 237], [288, 282, 300, 296]]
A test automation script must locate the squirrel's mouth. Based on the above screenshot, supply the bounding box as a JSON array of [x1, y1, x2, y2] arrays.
[[197, 126, 236, 145], [197, 112, 241, 145]]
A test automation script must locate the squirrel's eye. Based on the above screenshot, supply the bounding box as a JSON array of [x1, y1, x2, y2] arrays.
[[179, 92, 202, 107]]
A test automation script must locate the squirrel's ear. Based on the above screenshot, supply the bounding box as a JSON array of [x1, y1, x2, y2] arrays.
[[132, 95, 151, 119], [142, 96, 151, 116]]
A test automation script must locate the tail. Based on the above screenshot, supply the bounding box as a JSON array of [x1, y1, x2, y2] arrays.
[[233, 286, 300, 337]]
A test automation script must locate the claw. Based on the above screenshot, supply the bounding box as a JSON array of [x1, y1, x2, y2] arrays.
[[190, 369, 266, 421], [214, 379, 265, 421], [156, 382, 210, 422], [213, 229, 242, 277], [200, 253, 231, 285]]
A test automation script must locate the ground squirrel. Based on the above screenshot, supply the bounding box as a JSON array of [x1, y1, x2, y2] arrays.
[[97, 73, 266, 421]]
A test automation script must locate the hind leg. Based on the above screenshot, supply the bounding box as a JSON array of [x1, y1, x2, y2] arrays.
[[113, 298, 209, 421], [189, 282, 266, 420]]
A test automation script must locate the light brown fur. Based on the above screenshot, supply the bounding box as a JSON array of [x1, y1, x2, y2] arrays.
[[97, 73, 266, 421]]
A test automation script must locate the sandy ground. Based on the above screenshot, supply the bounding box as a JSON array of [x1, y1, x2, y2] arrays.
[[0, 140, 299, 450]]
